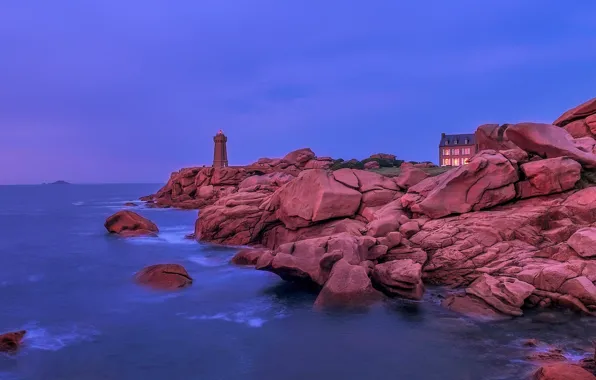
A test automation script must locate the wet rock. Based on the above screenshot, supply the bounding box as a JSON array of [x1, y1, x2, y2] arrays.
[[134, 264, 193, 290], [104, 210, 158, 237], [533, 363, 596, 380], [465, 274, 535, 317], [0, 330, 26, 353], [443, 294, 508, 320], [314, 259, 382, 309], [371, 259, 424, 300], [124, 202, 138, 207], [231, 248, 271, 266]]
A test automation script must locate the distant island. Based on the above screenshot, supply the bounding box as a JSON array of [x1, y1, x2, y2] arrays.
[[42, 180, 70, 185]]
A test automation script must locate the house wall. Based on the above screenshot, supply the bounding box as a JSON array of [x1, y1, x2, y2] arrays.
[[438, 144, 477, 166]]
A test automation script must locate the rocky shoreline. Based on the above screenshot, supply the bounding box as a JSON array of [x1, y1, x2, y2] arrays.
[[111, 97, 596, 378]]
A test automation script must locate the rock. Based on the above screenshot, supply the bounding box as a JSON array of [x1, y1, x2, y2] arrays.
[[399, 221, 420, 239], [394, 165, 429, 190], [104, 210, 159, 237], [367, 244, 389, 260], [464, 274, 534, 317], [533, 363, 596, 380], [516, 157, 581, 199], [443, 294, 507, 320], [0, 330, 26, 353], [527, 347, 568, 363], [364, 161, 380, 170], [553, 97, 596, 128], [231, 248, 271, 266], [314, 259, 382, 309], [184, 233, 195, 240], [475, 123, 519, 151], [505, 122, 596, 168], [134, 264, 193, 290], [371, 259, 424, 300], [402, 151, 518, 218], [282, 148, 316, 166], [273, 170, 362, 230], [523, 339, 540, 347], [124, 202, 138, 207], [568, 228, 596, 258]]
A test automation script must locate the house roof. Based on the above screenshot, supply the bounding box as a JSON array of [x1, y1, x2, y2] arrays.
[[439, 133, 475, 147]]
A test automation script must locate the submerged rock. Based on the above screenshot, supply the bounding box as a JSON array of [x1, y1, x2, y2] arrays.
[[105, 210, 158, 237], [134, 264, 193, 290], [0, 330, 26, 353]]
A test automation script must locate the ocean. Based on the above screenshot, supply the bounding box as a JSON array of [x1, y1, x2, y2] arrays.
[[0, 184, 593, 380]]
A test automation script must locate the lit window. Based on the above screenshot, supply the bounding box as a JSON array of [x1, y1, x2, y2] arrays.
[[453, 148, 460, 155], [463, 148, 470, 155], [443, 149, 450, 156], [442, 158, 451, 166], [464, 158, 470, 164], [453, 158, 460, 166]]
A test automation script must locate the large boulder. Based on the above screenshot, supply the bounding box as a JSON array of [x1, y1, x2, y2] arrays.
[[314, 259, 382, 309], [104, 210, 159, 237], [282, 148, 316, 166], [464, 274, 534, 317], [567, 228, 596, 259], [475, 123, 519, 151], [0, 330, 26, 353], [134, 264, 193, 290], [533, 363, 596, 380], [516, 157, 581, 199], [553, 97, 596, 128], [231, 248, 272, 266], [371, 259, 424, 300], [273, 170, 362, 230], [402, 151, 519, 218], [505, 122, 596, 168]]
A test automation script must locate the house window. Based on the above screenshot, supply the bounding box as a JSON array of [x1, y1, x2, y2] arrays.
[[462, 148, 471, 155], [445, 140, 449, 145], [453, 148, 460, 155], [442, 158, 451, 166], [443, 149, 450, 156], [454, 139, 458, 144], [464, 158, 470, 164], [464, 138, 469, 144], [453, 158, 460, 166]]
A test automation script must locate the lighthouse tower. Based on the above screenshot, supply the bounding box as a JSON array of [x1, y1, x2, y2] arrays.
[[213, 130, 229, 168]]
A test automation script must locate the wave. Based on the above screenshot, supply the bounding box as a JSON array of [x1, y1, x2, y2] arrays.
[[21, 323, 99, 352], [72, 201, 84, 206], [127, 226, 195, 246]]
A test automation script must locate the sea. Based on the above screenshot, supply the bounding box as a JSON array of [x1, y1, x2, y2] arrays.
[[0, 184, 594, 380]]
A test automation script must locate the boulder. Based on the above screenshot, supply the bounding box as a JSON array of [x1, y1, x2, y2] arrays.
[[124, 202, 138, 207], [371, 259, 424, 300], [282, 148, 316, 166], [505, 122, 596, 168], [516, 157, 581, 199], [273, 170, 362, 230], [104, 210, 159, 237], [0, 330, 26, 353], [443, 294, 507, 320], [553, 97, 596, 127], [475, 123, 519, 151], [567, 228, 596, 258], [394, 165, 430, 189], [465, 274, 535, 317], [134, 264, 193, 290], [533, 363, 596, 380], [231, 248, 271, 266], [402, 151, 518, 218], [314, 259, 382, 309]]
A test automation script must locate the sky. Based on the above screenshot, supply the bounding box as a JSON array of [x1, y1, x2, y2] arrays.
[[1, 0, 596, 184]]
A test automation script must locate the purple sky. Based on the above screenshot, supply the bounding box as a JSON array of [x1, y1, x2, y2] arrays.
[[2, 0, 596, 184]]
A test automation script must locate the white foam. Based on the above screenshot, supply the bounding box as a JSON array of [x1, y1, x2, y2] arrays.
[[72, 201, 84, 206], [182, 301, 288, 328], [22, 323, 99, 351], [127, 226, 195, 246]]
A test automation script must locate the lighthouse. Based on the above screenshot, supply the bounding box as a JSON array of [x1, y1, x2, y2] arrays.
[[213, 130, 229, 168]]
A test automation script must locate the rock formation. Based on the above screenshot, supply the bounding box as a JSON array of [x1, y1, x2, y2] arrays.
[[187, 97, 596, 316], [0, 330, 26, 353], [134, 264, 193, 290], [533, 363, 596, 380], [105, 210, 158, 237]]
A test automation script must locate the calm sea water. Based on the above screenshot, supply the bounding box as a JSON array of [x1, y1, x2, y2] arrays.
[[0, 184, 594, 380]]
